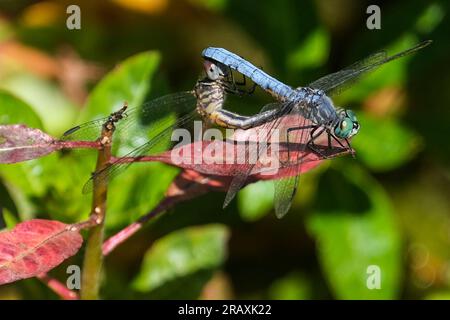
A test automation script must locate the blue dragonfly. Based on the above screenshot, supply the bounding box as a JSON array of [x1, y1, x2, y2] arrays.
[[62, 59, 290, 193], [202, 40, 432, 217]]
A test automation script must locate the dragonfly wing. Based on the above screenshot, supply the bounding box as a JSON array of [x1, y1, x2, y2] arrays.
[[223, 101, 292, 209], [61, 117, 111, 141], [61, 91, 195, 142], [271, 103, 310, 218], [308, 51, 387, 95], [82, 92, 198, 193], [308, 40, 431, 96], [273, 176, 298, 218]]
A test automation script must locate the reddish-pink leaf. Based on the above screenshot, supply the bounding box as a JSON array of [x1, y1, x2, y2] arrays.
[[0, 125, 57, 163], [0, 219, 83, 285], [0, 125, 100, 163], [114, 115, 352, 180]]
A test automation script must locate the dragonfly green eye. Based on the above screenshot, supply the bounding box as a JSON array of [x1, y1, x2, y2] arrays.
[[334, 110, 360, 139]]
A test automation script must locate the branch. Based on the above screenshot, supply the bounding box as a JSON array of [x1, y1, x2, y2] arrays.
[[80, 107, 125, 299], [37, 274, 79, 300]]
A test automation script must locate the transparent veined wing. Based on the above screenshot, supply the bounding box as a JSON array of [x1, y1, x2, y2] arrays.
[[222, 101, 291, 211], [222, 100, 321, 218], [63, 91, 199, 193], [271, 102, 311, 218], [308, 40, 432, 96], [61, 91, 196, 144], [223, 97, 355, 218]]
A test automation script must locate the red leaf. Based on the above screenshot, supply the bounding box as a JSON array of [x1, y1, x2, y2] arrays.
[[0, 219, 83, 285], [0, 125, 58, 163], [0, 125, 100, 163], [115, 115, 352, 180]]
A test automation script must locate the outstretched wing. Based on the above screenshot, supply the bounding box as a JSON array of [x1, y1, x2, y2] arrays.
[[223, 101, 291, 210], [308, 40, 432, 96], [271, 101, 315, 218], [78, 92, 198, 193]]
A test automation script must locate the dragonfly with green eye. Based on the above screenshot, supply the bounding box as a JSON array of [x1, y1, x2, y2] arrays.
[[63, 41, 431, 218], [202, 40, 432, 217]]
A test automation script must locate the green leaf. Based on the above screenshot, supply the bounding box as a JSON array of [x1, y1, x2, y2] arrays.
[[425, 291, 450, 300], [0, 73, 76, 134], [352, 113, 422, 171], [287, 28, 329, 71], [306, 165, 402, 299], [238, 180, 274, 221], [0, 89, 43, 129], [268, 272, 312, 300], [1, 208, 19, 229], [132, 224, 229, 293], [83, 51, 160, 120], [415, 3, 444, 33], [106, 162, 179, 229], [187, 0, 227, 11]]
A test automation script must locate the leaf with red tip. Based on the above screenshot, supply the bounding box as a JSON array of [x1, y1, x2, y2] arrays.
[[0, 219, 83, 285], [0, 125, 100, 163], [0, 125, 58, 163]]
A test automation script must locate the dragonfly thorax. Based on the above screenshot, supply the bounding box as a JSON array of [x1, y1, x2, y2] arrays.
[[304, 92, 338, 124], [194, 78, 226, 119]]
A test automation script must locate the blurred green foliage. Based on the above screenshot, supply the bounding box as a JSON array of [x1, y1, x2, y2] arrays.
[[0, 0, 449, 300]]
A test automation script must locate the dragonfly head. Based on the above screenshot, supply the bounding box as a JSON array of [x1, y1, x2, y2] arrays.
[[334, 110, 360, 139], [204, 59, 228, 81]]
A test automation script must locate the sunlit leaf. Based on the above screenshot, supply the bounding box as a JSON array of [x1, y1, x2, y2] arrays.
[[238, 180, 274, 221], [106, 162, 179, 228], [0, 90, 43, 129], [352, 113, 422, 171], [306, 165, 402, 299], [0, 73, 76, 134], [83, 51, 160, 121], [132, 224, 229, 293], [415, 3, 444, 33], [288, 28, 329, 71], [268, 272, 312, 300]]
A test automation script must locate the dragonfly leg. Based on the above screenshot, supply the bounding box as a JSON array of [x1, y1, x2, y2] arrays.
[[226, 68, 257, 96], [288, 125, 335, 159], [230, 66, 246, 86], [345, 138, 356, 158], [306, 127, 331, 159], [286, 124, 318, 163], [325, 133, 355, 157]]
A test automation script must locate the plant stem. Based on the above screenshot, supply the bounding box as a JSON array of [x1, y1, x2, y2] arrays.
[[38, 274, 79, 300], [80, 120, 116, 299]]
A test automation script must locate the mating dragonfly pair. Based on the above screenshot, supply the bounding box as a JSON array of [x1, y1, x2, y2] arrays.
[[64, 40, 431, 218]]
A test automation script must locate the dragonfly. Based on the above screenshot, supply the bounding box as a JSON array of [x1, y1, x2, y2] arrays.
[[202, 40, 432, 217], [62, 59, 292, 193]]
